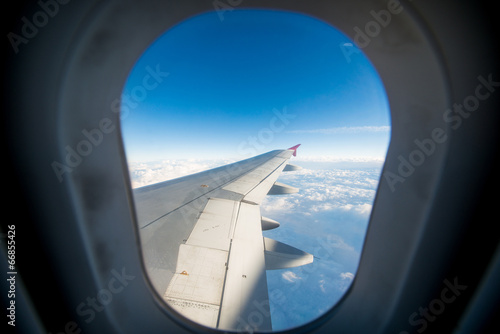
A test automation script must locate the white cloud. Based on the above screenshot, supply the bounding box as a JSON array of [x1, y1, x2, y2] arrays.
[[262, 197, 296, 212], [282, 271, 302, 283], [310, 202, 334, 212], [262, 167, 379, 218], [340, 272, 354, 281], [353, 203, 373, 216], [319, 279, 327, 293], [127, 159, 234, 188], [324, 234, 355, 252], [335, 272, 355, 293]]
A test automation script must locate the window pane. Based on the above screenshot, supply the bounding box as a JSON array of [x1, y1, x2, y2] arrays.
[[121, 9, 390, 331]]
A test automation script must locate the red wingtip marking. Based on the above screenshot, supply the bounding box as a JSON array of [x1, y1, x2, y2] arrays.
[[287, 144, 301, 157]]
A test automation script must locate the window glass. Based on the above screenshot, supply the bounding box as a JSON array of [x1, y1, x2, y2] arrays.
[[121, 9, 390, 331]]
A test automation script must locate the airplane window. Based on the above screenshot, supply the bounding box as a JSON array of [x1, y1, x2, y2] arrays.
[[120, 9, 390, 332]]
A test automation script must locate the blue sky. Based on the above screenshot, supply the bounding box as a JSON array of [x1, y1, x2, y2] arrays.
[[121, 9, 390, 162], [122, 8, 390, 332]]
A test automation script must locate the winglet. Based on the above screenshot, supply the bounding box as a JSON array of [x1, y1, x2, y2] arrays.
[[287, 144, 301, 157]]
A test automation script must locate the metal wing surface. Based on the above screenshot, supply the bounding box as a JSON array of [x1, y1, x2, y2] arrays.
[[133, 145, 313, 331]]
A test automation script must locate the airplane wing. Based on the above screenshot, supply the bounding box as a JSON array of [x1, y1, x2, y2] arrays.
[[133, 144, 313, 331]]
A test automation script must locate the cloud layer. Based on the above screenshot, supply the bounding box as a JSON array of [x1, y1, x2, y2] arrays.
[[260, 165, 380, 330], [261, 168, 379, 219], [128, 159, 234, 188]]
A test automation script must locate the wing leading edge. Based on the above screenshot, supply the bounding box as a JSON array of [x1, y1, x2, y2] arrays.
[[134, 145, 313, 331]]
